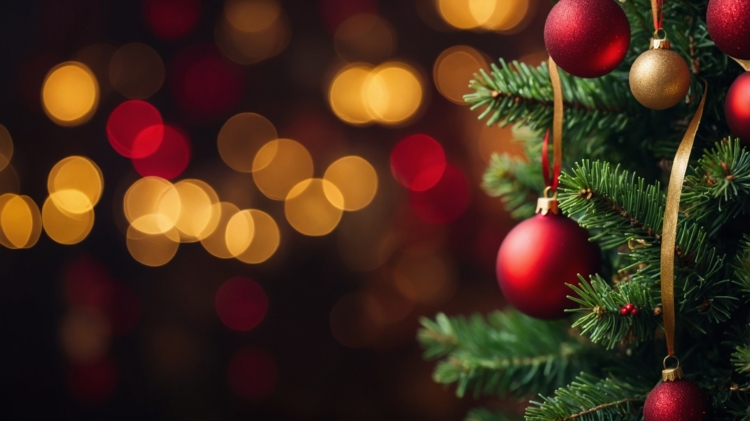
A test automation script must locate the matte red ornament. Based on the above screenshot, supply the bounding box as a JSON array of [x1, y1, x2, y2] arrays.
[[707, 0, 750, 60], [643, 379, 709, 421], [725, 72, 750, 143], [495, 213, 601, 319], [544, 0, 631, 78]]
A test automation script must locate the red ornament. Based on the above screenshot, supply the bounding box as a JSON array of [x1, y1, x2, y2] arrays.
[[496, 212, 601, 319], [707, 0, 750, 60], [725, 72, 750, 143], [544, 0, 631, 78], [643, 379, 709, 421]]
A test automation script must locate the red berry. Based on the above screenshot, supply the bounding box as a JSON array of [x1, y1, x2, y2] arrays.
[[620, 307, 630, 316], [630, 307, 639, 316], [624, 303, 634, 311]]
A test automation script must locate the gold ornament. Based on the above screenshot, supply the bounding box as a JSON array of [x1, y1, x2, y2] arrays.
[[629, 37, 691, 110]]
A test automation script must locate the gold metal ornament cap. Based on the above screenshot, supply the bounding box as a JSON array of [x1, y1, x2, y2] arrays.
[[662, 355, 684, 382], [536, 187, 559, 215], [629, 47, 691, 110]]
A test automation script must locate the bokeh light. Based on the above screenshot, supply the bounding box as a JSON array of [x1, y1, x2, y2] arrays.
[[126, 224, 180, 267], [393, 253, 458, 305], [285, 179, 344, 236], [0, 125, 14, 172], [363, 62, 424, 125], [234, 209, 280, 264], [224, 0, 280, 32], [0, 164, 19, 196], [215, 277, 268, 331], [143, 0, 202, 40], [334, 14, 396, 63], [60, 307, 111, 363], [215, 10, 291, 66], [169, 44, 245, 121], [436, 0, 532, 32], [66, 357, 119, 405], [329, 291, 383, 348], [131, 124, 191, 180], [390, 134, 446, 191], [227, 347, 278, 400], [109, 43, 165, 99], [252, 139, 314, 200], [42, 62, 99, 126], [323, 156, 378, 211], [225, 209, 255, 257], [319, 0, 378, 33], [410, 164, 471, 224], [106, 100, 164, 158], [124, 176, 180, 234], [434, 46, 489, 104], [48, 156, 104, 214], [43, 196, 95, 245], [200, 201, 241, 258], [218, 113, 278, 173], [0, 194, 42, 249], [328, 64, 375, 125], [172, 179, 220, 242]]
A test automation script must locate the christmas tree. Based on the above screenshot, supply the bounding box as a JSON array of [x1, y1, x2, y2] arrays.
[[418, 0, 750, 419]]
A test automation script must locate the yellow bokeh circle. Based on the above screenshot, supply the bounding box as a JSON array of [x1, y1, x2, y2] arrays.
[[42, 62, 99, 127], [285, 179, 344, 237], [48, 156, 103, 214], [252, 139, 314, 200], [323, 156, 378, 211]]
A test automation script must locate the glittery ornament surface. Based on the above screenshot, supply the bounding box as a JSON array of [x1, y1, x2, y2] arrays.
[[629, 49, 691, 110], [544, 0, 630, 78], [707, 0, 750, 60], [725, 72, 750, 143], [643, 379, 709, 421]]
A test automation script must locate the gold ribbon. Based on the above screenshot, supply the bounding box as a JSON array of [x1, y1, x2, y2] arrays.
[[731, 56, 750, 72], [660, 81, 708, 356], [548, 57, 563, 181]]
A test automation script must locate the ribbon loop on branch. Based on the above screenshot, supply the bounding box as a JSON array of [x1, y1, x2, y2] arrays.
[[543, 57, 563, 191]]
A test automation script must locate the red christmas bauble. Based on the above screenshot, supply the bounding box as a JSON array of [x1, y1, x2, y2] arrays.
[[707, 0, 750, 60], [643, 379, 709, 421], [495, 213, 601, 319], [544, 0, 631, 78], [725, 72, 750, 143]]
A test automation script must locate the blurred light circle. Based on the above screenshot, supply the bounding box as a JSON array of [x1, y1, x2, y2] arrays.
[[252, 139, 314, 200], [323, 156, 378, 211], [218, 113, 278, 173], [43, 196, 95, 245], [170, 45, 245, 121], [0, 164, 20, 196], [215, 13, 291, 66], [48, 156, 104, 214], [437, 0, 480, 29], [434, 46, 488, 104], [60, 307, 111, 363], [200, 201, 240, 259], [409, 164, 471, 224], [124, 176, 180, 234], [143, 0, 202, 40], [228, 347, 279, 400], [225, 209, 255, 257], [173, 179, 220, 242], [329, 292, 383, 348], [1, 194, 42, 249], [224, 0, 280, 32], [126, 224, 180, 267], [0, 125, 14, 172], [215, 277, 268, 331], [474, 0, 531, 33], [234, 209, 280, 264], [132, 124, 191, 180], [393, 253, 457, 305], [390, 134, 446, 191], [319, 0, 378, 33], [106, 100, 164, 158], [42, 62, 99, 126], [334, 14, 396, 63], [0, 194, 18, 249], [109, 43, 165, 99], [328, 64, 374, 125], [285, 179, 343, 236], [66, 357, 119, 406], [364, 62, 424, 125]]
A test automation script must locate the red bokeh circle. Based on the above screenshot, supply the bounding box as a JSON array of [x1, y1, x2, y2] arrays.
[[390, 134, 446, 192], [215, 277, 268, 332], [143, 0, 202, 40], [409, 164, 470, 224], [131, 124, 191, 180], [227, 346, 279, 400], [107, 100, 164, 158]]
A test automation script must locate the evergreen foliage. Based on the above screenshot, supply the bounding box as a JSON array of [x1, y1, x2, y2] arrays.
[[418, 0, 750, 419]]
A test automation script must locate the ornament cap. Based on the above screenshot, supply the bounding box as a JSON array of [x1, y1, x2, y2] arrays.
[[536, 187, 559, 215], [650, 37, 671, 50], [662, 355, 684, 381]]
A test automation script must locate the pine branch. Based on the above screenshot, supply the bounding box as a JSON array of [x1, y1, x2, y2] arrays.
[[418, 311, 603, 399], [482, 153, 545, 219], [733, 235, 750, 299], [466, 408, 522, 421], [524, 373, 649, 421]]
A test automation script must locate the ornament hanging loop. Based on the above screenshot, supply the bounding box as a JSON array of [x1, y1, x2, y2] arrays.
[[662, 355, 684, 382], [536, 186, 559, 215], [653, 28, 667, 41]]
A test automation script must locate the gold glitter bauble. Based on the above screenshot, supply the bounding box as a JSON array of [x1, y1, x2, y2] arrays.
[[629, 48, 691, 110]]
